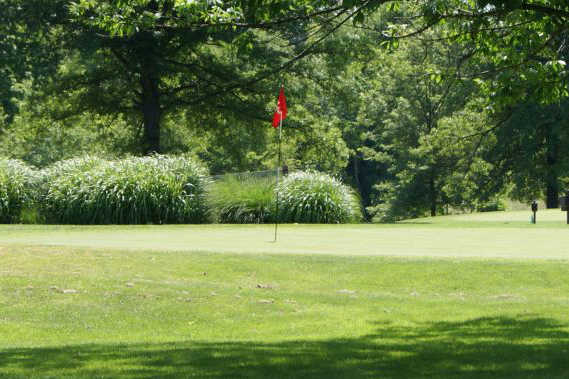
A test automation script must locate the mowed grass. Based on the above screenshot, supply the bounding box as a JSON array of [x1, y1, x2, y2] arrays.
[[1, 210, 569, 378], [2, 209, 569, 259]]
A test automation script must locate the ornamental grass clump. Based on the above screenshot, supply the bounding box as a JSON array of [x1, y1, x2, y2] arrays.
[[0, 158, 37, 223], [207, 174, 274, 223], [41, 155, 209, 224], [276, 171, 362, 223]]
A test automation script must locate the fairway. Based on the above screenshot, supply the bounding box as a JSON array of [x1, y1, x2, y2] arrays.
[[2, 211, 569, 378], [2, 209, 569, 259]]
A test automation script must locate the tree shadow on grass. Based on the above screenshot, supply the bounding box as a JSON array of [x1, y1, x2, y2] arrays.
[[1, 316, 569, 378]]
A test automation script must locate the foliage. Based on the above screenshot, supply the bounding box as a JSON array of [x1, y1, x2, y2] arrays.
[[299, 17, 496, 221], [207, 173, 275, 223], [2, 0, 342, 154], [39, 155, 209, 224], [362, 0, 569, 107], [476, 197, 505, 213], [68, 0, 334, 37], [486, 99, 569, 208], [0, 81, 137, 168], [276, 171, 362, 223], [0, 158, 37, 223], [5, 0, 569, 223], [272, 90, 351, 176]]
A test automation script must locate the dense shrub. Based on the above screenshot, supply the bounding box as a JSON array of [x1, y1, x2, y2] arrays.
[[207, 174, 274, 223], [276, 171, 362, 223], [0, 159, 36, 223], [476, 197, 506, 212], [2, 156, 362, 225], [40, 155, 209, 224]]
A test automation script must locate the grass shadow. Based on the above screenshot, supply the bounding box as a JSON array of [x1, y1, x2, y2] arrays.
[[1, 316, 568, 378]]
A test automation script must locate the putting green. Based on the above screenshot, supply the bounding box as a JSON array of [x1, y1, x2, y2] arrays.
[[2, 209, 569, 259], [403, 208, 568, 224]]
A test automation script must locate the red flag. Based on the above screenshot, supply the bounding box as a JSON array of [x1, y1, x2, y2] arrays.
[[272, 87, 287, 128]]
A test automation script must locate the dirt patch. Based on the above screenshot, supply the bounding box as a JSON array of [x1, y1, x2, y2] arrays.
[[256, 283, 273, 289], [337, 289, 356, 295], [490, 294, 526, 301], [49, 286, 79, 294]]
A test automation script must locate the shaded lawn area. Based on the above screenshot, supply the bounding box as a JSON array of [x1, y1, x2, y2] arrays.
[[1, 316, 569, 378], [1, 241, 569, 378]]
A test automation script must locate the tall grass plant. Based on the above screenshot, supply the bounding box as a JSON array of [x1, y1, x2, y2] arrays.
[[40, 155, 209, 224], [276, 171, 362, 223], [207, 173, 275, 223], [0, 158, 37, 223]]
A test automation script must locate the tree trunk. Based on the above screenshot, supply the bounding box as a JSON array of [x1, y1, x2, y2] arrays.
[[141, 72, 161, 154], [545, 125, 559, 208], [352, 154, 362, 197], [351, 153, 371, 220], [429, 175, 436, 217], [546, 183, 559, 208]]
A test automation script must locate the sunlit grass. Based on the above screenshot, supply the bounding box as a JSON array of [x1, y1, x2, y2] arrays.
[[1, 244, 569, 378], [3, 212, 569, 258], [2, 213, 569, 377], [401, 208, 566, 225]]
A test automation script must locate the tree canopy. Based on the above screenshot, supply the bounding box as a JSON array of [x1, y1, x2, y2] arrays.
[[2, 0, 569, 219], [2, 0, 347, 152]]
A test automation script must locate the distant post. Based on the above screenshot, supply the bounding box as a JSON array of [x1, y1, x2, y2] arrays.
[[560, 192, 569, 224], [531, 200, 538, 224]]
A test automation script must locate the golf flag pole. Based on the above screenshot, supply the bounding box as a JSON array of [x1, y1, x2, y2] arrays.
[[275, 112, 282, 242], [272, 86, 287, 242]]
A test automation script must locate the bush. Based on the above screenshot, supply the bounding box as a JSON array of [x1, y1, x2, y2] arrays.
[[476, 197, 506, 212], [276, 171, 362, 223], [0, 159, 37, 223], [40, 155, 209, 224], [207, 174, 275, 223]]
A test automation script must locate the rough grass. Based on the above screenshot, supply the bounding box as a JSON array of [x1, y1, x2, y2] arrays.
[[1, 244, 569, 378], [2, 212, 569, 378]]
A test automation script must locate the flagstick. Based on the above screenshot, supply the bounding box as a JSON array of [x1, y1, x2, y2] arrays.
[[274, 112, 282, 242]]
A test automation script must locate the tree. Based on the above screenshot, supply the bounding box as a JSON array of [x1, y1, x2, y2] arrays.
[[0, 80, 135, 167], [376, 1, 568, 104], [0, 1, 69, 123], [339, 20, 491, 219], [3, 0, 348, 154], [486, 100, 569, 208]]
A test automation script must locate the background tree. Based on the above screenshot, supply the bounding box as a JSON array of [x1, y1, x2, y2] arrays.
[[485, 100, 569, 208], [3, 0, 349, 153], [4, 0, 569, 221]]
